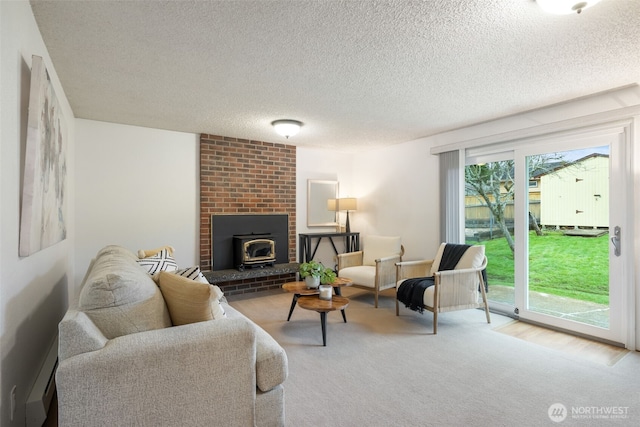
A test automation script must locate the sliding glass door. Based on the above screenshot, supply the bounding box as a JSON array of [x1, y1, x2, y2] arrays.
[[515, 133, 627, 344], [465, 128, 629, 345], [464, 158, 516, 313]]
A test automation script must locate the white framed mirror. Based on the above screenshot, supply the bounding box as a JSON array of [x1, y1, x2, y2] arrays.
[[307, 180, 338, 227]]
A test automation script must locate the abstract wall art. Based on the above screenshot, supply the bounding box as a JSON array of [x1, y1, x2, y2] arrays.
[[19, 55, 67, 257]]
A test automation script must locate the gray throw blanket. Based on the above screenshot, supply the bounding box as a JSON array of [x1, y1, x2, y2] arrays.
[[397, 244, 486, 313]]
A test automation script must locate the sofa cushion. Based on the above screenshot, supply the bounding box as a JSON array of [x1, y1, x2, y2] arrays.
[[95, 244, 140, 262], [79, 246, 172, 339], [157, 271, 221, 325], [338, 265, 376, 288], [362, 235, 402, 266]]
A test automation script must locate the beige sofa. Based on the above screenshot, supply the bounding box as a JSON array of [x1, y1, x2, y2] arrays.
[[56, 245, 287, 426]]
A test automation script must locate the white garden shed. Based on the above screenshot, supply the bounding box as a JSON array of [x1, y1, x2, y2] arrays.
[[538, 153, 609, 229]]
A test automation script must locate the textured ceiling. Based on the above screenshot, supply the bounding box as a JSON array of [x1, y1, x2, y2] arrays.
[[29, 0, 640, 151]]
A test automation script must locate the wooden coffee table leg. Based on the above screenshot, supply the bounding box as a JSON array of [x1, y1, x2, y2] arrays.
[[287, 294, 300, 321], [296, 295, 349, 347], [320, 312, 327, 346], [332, 287, 347, 323]]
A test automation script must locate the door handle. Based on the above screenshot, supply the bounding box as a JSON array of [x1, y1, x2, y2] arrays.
[[611, 226, 621, 257]]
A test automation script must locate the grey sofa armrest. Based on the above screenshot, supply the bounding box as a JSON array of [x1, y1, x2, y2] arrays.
[[224, 303, 288, 392], [58, 310, 108, 360], [254, 325, 288, 392], [57, 317, 258, 427]]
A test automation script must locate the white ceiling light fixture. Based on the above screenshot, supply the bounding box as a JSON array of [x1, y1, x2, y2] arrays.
[[537, 0, 602, 14], [271, 119, 303, 139]]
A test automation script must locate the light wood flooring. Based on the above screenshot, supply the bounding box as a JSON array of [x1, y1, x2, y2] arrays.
[[494, 320, 630, 366]]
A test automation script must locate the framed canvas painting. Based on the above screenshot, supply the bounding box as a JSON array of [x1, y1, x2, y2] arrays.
[[19, 55, 67, 256]]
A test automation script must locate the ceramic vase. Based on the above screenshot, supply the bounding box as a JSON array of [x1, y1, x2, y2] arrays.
[[305, 275, 320, 289]]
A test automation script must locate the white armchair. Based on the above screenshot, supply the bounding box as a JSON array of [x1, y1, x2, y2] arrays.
[[395, 243, 490, 334], [337, 235, 404, 308]]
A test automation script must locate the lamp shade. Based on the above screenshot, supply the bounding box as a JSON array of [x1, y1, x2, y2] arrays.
[[338, 198, 357, 211], [327, 199, 337, 211], [537, 0, 601, 14], [271, 119, 302, 138]]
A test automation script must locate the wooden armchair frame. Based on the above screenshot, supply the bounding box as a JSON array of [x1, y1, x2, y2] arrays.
[[395, 256, 490, 334], [338, 245, 404, 308]]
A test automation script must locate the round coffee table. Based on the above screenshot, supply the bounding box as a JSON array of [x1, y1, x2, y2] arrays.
[[296, 295, 350, 346], [282, 277, 352, 321]]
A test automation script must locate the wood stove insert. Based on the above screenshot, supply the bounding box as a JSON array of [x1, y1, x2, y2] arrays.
[[211, 214, 289, 271], [233, 233, 276, 271]]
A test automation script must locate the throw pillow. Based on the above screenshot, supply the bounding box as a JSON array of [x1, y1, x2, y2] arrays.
[[174, 266, 227, 319], [157, 271, 215, 326], [210, 284, 227, 319], [174, 265, 209, 283], [137, 245, 175, 259], [137, 248, 178, 276]]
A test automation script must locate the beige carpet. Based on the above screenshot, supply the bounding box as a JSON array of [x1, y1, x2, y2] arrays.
[[231, 288, 640, 427]]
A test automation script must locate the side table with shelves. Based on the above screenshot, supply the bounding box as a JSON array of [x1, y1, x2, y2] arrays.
[[298, 232, 360, 264]]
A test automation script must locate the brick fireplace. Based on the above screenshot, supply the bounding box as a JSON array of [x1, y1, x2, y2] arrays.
[[199, 134, 297, 296]]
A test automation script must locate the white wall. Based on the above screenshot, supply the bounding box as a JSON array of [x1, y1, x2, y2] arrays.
[[296, 147, 354, 268], [74, 130, 357, 281], [74, 120, 199, 298], [352, 140, 441, 261], [0, 1, 75, 425], [296, 141, 442, 267]]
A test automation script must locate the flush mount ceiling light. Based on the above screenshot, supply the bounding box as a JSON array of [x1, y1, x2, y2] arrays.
[[271, 119, 302, 139], [537, 0, 602, 14]]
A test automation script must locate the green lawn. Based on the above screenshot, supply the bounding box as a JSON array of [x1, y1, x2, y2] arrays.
[[469, 231, 609, 305]]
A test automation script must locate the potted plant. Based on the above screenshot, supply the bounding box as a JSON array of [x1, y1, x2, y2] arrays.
[[299, 260, 336, 288], [320, 267, 336, 286]]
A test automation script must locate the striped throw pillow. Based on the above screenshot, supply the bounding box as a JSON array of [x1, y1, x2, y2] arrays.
[[137, 248, 178, 276]]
